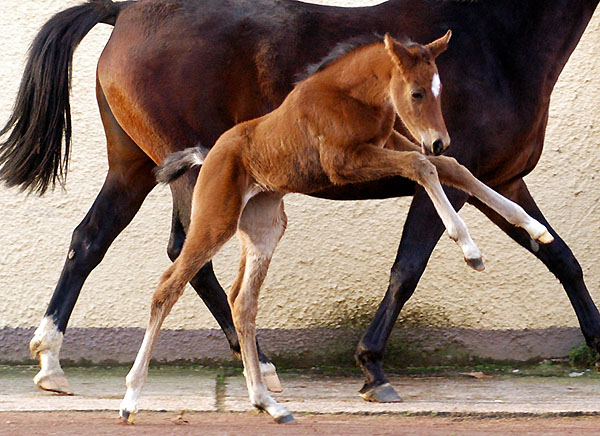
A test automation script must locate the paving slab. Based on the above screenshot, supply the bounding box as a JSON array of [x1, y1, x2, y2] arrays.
[[1, 365, 599, 416]]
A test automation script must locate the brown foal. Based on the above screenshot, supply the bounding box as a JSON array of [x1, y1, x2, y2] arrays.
[[120, 32, 553, 424]]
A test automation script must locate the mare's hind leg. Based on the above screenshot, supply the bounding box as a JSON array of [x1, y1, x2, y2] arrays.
[[29, 85, 156, 394], [228, 193, 291, 423], [167, 177, 281, 392], [471, 179, 600, 358], [120, 146, 245, 422]]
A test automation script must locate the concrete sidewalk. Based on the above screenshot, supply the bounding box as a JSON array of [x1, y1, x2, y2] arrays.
[[1, 365, 599, 416]]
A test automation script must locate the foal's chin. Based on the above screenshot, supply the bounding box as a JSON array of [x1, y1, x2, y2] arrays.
[[422, 145, 435, 156], [422, 145, 447, 156]]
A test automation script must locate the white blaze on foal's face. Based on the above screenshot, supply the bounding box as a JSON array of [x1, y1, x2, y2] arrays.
[[431, 73, 441, 99]]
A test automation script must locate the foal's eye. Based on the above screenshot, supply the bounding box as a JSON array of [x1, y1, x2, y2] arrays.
[[411, 91, 424, 100]]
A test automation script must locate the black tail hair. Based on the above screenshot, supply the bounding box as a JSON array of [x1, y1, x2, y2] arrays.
[[154, 146, 211, 184], [0, 0, 130, 194]]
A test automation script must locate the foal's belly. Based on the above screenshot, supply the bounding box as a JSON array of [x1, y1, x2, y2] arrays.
[[247, 143, 332, 194]]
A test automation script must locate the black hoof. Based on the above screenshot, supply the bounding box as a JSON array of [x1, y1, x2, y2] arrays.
[[120, 410, 133, 424], [360, 382, 402, 403], [275, 414, 297, 424], [465, 256, 485, 272]]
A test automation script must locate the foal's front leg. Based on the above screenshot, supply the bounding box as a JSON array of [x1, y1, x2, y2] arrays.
[[427, 155, 553, 244], [324, 144, 483, 270], [384, 131, 553, 245]]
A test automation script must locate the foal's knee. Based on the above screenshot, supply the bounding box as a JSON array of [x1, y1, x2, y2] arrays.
[[410, 153, 437, 180]]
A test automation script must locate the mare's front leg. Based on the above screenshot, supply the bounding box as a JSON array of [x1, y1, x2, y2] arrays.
[[229, 193, 292, 423], [471, 179, 600, 360], [355, 187, 468, 402], [167, 176, 281, 392]]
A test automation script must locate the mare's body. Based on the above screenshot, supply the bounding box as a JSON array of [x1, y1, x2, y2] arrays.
[[119, 36, 550, 424], [1, 0, 598, 401]]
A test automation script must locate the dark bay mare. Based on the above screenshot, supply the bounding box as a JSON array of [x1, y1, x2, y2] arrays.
[[1, 0, 599, 402]]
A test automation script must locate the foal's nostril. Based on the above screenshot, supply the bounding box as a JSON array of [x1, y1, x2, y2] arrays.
[[432, 139, 444, 155]]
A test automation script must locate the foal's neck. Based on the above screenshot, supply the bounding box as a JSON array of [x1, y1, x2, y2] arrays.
[[320, 44, 393, 109]]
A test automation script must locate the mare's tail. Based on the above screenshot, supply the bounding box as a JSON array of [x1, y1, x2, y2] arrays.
[[0, 0, 132, 194], [154, 146, 211, 184]]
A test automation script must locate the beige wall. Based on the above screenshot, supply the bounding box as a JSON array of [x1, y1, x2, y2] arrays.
[[1, 1, 600, 362]]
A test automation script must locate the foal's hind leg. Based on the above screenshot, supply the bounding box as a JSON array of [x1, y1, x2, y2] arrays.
[[30, 85, 156, 394], [120, 148, 245, 422], [168, 176, 281, 392], [471, 180, 600, 361], [228, 194, 291, 423]]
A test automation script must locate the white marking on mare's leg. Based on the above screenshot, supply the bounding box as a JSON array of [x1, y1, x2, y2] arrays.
[[29, 316, 72, 394]]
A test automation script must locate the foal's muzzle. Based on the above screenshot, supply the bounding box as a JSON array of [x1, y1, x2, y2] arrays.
[[432, 139, 445, 156], [422, 138, 449, 156]]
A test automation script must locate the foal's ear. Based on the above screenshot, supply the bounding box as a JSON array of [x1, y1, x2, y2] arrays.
[[384, 33, 412, 71], [426, 30, 452, 59]]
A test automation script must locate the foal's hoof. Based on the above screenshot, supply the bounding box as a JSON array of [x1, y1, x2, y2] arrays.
[[119, 409, 136, 424], [360, 383, 402, 403], [537, 230, 554, 244], [274, 413, 297, 424], [261, 362, 283, 393], [465, 256, 485, 272], [33, 370, 73, 395]]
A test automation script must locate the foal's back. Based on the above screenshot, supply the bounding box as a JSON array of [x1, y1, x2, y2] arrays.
[[224, 42, 395, 194]]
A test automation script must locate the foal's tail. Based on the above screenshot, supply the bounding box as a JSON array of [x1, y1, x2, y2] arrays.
[[154, 146, 211, 184], [0, 0, 132, 194]]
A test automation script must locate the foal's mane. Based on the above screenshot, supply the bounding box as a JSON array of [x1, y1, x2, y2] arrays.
[[294, 33, 382, 83], [294, 33, 426, 83]]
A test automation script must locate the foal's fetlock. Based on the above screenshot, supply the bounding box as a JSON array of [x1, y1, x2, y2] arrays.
[[522, 217, 554, 244]]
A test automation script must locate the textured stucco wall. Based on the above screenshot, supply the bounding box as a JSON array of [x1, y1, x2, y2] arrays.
[[1, 1, 600, 363]]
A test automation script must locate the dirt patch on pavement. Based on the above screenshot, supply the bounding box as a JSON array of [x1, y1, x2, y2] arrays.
[[1, 411, 599, 436]]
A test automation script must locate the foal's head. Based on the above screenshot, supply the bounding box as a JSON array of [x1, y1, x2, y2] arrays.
[[384, 31, 452, 156]]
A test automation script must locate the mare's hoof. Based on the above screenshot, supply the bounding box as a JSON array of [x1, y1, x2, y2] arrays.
[[360, 383, 402, 403], [33, 371, 73, 395], [274, 413, 297, 424], [537, 230, 554, 244], [262, 362, 283, 393], [465, 256, 485, 272]]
